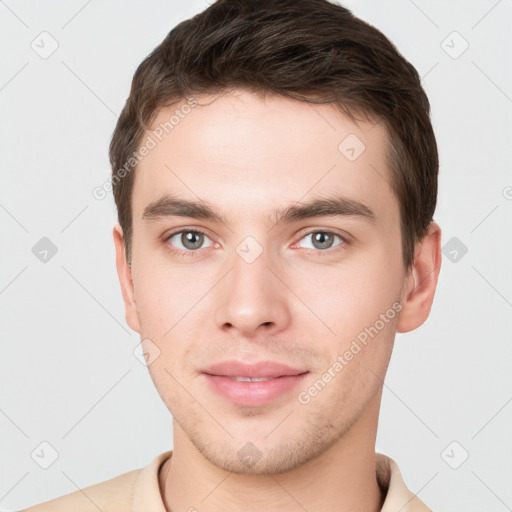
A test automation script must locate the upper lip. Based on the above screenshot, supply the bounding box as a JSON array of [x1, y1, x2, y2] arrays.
[[202, 360, 307, 378]]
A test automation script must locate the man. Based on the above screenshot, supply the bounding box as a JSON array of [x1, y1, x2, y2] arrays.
[[23, 0, 441, 510]]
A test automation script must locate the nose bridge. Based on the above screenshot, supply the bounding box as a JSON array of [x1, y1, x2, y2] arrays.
[[214, 234, 290, 336], [232, 236, 270, 295]]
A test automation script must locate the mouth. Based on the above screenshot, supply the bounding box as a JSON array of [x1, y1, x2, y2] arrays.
[[201, 360, 309, 407], [202, 359, 307, 378], [223, 376, 280, 382]]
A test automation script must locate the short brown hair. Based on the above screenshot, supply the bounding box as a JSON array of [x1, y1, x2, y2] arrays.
[[109, 0, 438, 269]]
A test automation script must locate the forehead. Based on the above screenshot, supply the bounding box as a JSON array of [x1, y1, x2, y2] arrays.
[[132, 90, 397, 228]]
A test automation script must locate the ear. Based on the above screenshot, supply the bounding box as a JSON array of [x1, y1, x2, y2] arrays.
[[397, 222, 442, 333], [113, 223, 141, 333]]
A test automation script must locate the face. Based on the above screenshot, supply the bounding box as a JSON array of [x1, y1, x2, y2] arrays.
[[115, 89, 415, 475]]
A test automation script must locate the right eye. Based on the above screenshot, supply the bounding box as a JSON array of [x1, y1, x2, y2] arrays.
[[165, 229, 215, 255]]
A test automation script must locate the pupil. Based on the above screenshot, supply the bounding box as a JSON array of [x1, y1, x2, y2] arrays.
[[313, 232, 332, 250]]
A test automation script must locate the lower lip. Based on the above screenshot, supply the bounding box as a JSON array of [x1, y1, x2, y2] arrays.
[[203, 373, 308, 407]]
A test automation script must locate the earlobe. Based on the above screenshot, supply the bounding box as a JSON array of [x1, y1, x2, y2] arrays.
[[396, 222, 442, 333], [113, 223, 141, 334]]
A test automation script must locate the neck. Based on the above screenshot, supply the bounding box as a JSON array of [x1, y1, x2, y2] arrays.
[[160, 393, 385, 512]]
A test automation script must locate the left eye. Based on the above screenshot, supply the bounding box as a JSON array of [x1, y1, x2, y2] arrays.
[[296, 231, 345, 251]]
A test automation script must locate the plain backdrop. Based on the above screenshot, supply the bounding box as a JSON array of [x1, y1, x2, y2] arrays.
[[1, 1, 511, 510]]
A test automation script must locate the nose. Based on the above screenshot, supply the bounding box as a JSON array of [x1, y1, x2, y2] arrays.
[[214, 241, 291, 339]]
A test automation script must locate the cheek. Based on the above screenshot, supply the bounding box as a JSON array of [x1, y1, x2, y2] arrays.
[[290, 254, 402, 344], [132, 263, 211, 369], [132, 260, 202, 333]]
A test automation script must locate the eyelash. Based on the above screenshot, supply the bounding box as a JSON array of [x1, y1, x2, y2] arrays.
[[163, 228, 348, 257]]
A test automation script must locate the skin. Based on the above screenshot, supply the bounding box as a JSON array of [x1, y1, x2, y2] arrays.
[[113, 89, 442, 512]]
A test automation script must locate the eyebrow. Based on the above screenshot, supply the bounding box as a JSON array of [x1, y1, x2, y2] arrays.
[[142, 194, 376, 226]]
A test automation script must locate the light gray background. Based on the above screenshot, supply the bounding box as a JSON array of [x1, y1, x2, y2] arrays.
[[1, 1, 511, 510]]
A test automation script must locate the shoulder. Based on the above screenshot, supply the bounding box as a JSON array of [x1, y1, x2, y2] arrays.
[[20, 468, 141, 512]]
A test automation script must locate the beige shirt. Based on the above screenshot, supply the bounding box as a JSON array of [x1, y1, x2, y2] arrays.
[[22, 451, 432, 511]]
